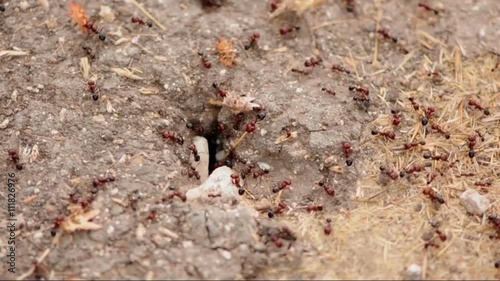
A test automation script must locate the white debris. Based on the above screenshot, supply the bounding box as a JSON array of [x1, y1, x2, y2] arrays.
[[460, 189, 490, 216], [37, 0, 49, 10], [186, 166, 241, 201], [404, 264, 422, 280], [0, 118, 10, 129], [136, 223, 146, 241], [19, 1, 30, 11], [99, 6, 115, 22]]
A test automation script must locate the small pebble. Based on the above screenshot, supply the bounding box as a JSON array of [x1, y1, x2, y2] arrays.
[[404, 264, 422, 280], [460, 189, 490, 216]]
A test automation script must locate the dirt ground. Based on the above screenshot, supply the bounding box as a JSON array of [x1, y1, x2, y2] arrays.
[[0, 0, 499, 280]]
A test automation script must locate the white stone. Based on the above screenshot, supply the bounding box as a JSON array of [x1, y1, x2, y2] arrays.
[[460, 189, 490, 216], [404, 264, 421, 280], [186, 166, 240, 201]]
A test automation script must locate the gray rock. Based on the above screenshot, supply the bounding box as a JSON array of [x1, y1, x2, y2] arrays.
[[460, 189, 490, 215]]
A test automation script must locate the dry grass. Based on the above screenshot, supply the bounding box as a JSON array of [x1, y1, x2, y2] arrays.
[[261, 47, 500, 279]]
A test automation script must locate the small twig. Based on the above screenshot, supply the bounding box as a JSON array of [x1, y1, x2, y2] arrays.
[[130, 0, 166, 31], [222, 131, 249, 160], [17, 248, 51, 280]]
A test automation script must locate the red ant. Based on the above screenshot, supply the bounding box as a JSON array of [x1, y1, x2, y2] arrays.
[[429, 124, 450, 139], [371, 129, 396, 140], [272, 180, 292, 193], [80, 196, 95, 209], [166, 191, 187, 202], [403, 140, 425, 150], [186, 122, 204, 135], [331, 64, 350, 74], [428, 72, 443, 84], [377, 29, 398, 43], [321, 87, 336, 96], [418, 2, 439, 15], [344, 0, 355, 13], [92, 174, 115, 188], [188, 144, 200, 162], [274, 202, 287, 214], [488, 214, 500, 229], [427, 172, 438, 184], [425, 107, 436, 119], [324, 218, 332, 235], [409, 97, 420, 111], [349, 85, 370, 102], [306, 203, 323, 213], [84, 21, 106, 41], [279, 25, 300, 36], [468, 99, 490, 115], [87, 80, 100, 101], [379, 166, 399, 181], [162, 131, 184, 145], [291, 68, 311, 75], [188, 166, 200, 180], [492, 62, 499, 72], [198, 51, 211, 68], [147, 210, 158, 222], [246, 120, 257, 133], [423, 152, 448, 161], [232, 112, 245, 130], [51, 216, 65, 236], [341, 142, 354, 166], [241, 163, 256, 179], [304, 56, 322, 68], [422, 188, 445, 204], [231, 173, 241, 187], [474, 178, 492, 187], [7, 149, 23, 170], [391, 109, 402, 126], [244, 32, 260, 50], [212, 81, 228, 98], [131, 16, 152, 27], [406, 163, 426, 174], [253, 166, 268, 179], [435, 229, 447, 241], [317, 179, 335, 196], [270, 0, 282, 12]]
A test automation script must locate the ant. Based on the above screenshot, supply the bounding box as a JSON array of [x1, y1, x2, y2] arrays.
[[51, 216, 65, 236], [244, 32, 260, 50], [331, 64, 350, 74], [406, 163, 426, 174], [391, 109, 402, 126], [304, 56, 322, 68], [418, 2, 439, 15], [0, 4, 5, 12], [274, 202, 288, 215], [321, 87, 336, 96], [429, 124, 450, 139], [188, 166, 200, 180], [212, 81, 228, 98], [344, 0, 355, 13], [188, 144, 201, 162], [306, 203, 323, 213], [231, 173, 241, 187], [87, 80, 99, 101], [166, 191, 187, 202], [403, 140, 425, 150], [253, 166, 269, 179], [162, 131, 184, 145], [198, 51, 211, 68], [241, 163, 256, 179], [272, 180, 292, 193], [279, 25, 300, 36], [324, 218, 332, 235], [422, 188, 445, 204], [349, 85, 370, 102], [379, 166, 399, 181], [270, 0, 283, 12], [371, 129, 396, 140], [318, 180, 335, 196], [377, 29, 398, 43], [474, 178, 492, 187], [409, 97, 420, 111], [7, 149, 23, 170], [84, 21, 106, 41], [467, 134, 478, 158], [232, 112, 245, 130], [186, 122, 204, 135], [341, 142, 354, 166], [428, 72, 443, 84], [147, 210, 158, 222], [80, 196, 95, 209], [92, 174, 115, 188], [131, 16, 152, 27], [492, 62, 499, 72], [468, 99, 490, 115], [246, 120, 257, 133], [281, 126, 292, 138], [291, 68, 311, 75], [423, 152, 448, 161], [425, 107, 437, 119]]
